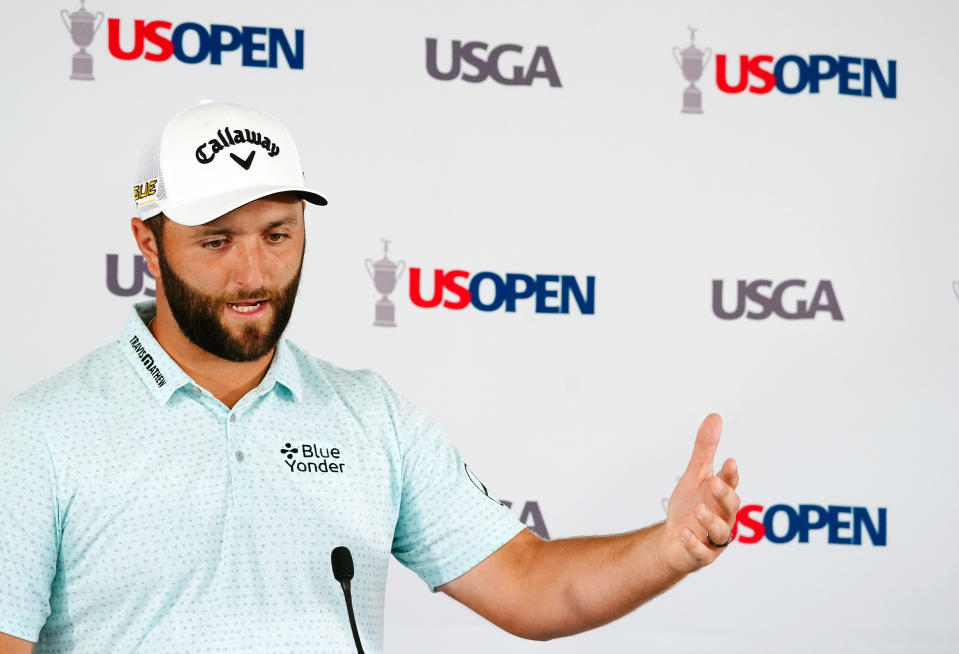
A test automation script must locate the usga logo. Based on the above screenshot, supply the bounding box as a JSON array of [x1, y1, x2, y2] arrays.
[[501, 500, 549, 539], [426, 38, 562, 87], [712, 279, 843, 321]]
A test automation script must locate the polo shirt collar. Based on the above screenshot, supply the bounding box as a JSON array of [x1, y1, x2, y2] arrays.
[[119, 301, 304, 405], [119, 301, 192, 405], [260, 337, 303, 402]]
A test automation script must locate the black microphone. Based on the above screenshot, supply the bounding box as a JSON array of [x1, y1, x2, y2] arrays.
[[331, 546, 365, 654]]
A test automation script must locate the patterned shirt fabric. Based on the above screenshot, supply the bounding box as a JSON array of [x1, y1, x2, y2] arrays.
[[0, 301, 524, 653]]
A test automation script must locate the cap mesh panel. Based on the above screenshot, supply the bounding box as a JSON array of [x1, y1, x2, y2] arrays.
[[134, 128, 166, 219]]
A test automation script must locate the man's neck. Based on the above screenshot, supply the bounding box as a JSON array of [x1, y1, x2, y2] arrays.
[[148, 306, 274, 410]]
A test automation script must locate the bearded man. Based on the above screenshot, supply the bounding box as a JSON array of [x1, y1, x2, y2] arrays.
[[0, 101, 740, 654]]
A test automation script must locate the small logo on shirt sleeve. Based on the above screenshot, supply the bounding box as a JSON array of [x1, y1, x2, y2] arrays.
[[465, 463, 504, 505]]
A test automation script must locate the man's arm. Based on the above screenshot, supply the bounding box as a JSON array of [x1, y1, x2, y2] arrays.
[[0, 632, 35, 654], [439, 414, 740, 641], [0, 399, 58, 654]]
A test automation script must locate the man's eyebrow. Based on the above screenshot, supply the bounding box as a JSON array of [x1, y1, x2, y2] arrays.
[[264, 216, 298, 230], [194, 216, 298, 237], [195, 225, 236, 238]]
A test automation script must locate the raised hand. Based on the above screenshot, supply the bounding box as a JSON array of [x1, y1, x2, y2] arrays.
[[660, 413, 741, 575]]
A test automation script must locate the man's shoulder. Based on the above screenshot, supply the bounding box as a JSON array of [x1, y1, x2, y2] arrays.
[[282, 340, 387, 397], [281, 342, 417, 443], [11, 340, 130, 413]]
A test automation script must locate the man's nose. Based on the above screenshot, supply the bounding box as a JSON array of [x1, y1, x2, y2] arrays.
[[231, 240, 268, 290]]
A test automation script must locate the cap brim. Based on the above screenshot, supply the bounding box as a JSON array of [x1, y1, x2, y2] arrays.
[[162, 184, 327, 226]]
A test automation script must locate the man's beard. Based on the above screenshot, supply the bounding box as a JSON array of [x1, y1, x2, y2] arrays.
[[156, 247, 302, 362]]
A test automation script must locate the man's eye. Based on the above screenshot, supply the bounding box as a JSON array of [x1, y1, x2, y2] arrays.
[[203, 239, 226, 249], [268, 233, 290, 243]]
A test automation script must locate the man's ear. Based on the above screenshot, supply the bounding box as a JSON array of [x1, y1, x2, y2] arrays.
[[130, 218, 161, 279]]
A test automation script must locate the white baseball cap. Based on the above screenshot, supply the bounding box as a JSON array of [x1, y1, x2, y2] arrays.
[[133, 100, 327, 226]]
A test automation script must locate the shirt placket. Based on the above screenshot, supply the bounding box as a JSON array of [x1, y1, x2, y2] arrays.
[[226, 385, 278, 520], [186, 387, 251, 518], [225, 404, 252, 519]]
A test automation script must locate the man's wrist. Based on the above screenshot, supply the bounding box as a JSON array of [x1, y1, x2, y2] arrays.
[[649, 521, 689, 582]]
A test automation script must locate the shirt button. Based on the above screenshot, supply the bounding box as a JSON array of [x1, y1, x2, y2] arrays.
[[235, 450, 244, 462], [192, 387, 201, 396], [229, 414, 237, 423]]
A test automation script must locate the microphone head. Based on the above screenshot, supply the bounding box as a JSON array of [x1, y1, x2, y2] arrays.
[[331, 546, 354, 582]]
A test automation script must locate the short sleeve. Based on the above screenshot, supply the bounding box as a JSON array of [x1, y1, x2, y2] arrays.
[[0, 398, 61, 641], [376, 376, 525, 591]]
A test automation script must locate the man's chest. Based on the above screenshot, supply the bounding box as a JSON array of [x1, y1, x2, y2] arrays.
[[53, 405, 401, 602]]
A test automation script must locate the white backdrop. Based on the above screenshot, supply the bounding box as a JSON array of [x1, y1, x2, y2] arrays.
[[2, 1, 957, 652]]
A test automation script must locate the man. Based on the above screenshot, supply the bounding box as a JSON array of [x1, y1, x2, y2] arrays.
[[0, 101, 740, 654]]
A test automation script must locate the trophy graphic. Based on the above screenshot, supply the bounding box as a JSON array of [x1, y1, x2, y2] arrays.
[[60, 1, 104, 81], [672, 26, 712, 114], [364, 239, 406, 327]]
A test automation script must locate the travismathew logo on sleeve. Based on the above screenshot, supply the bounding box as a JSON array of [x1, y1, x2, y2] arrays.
[[465, 463, 504, 506], [129, 335, 167, 388], [281, 442, 346, 473], [195, 127, 281, 167]]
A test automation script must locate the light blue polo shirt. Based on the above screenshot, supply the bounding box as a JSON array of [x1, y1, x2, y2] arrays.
[[0, 301, 524, 653]]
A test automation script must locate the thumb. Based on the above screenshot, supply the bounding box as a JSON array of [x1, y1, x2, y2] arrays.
[[684, 413, 723, 478]]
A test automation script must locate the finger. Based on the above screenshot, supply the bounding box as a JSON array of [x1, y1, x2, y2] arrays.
[[709, 477, 740, 522], [684, 413, 723, 478], [718, 458, 739, 490], [680, 528, 716, 567], [696, 504, 731, 543]]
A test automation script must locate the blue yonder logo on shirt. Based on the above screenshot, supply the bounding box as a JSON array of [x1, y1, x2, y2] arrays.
[[281, 443, 346, 473]]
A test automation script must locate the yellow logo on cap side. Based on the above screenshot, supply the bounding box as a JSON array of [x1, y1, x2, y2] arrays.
[[134, 179, 158, 204]]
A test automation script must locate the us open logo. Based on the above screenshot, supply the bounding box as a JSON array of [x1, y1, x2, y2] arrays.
[[60, 3, 306, 81], [363, 238, 597, 327], [670, 24, 897, 113]]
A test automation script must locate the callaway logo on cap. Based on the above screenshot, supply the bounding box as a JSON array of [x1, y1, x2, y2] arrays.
[[132, 100, 327, 226]]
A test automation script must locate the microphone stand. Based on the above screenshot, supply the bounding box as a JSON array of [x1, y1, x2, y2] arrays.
[[332, 546, 365, 654]]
